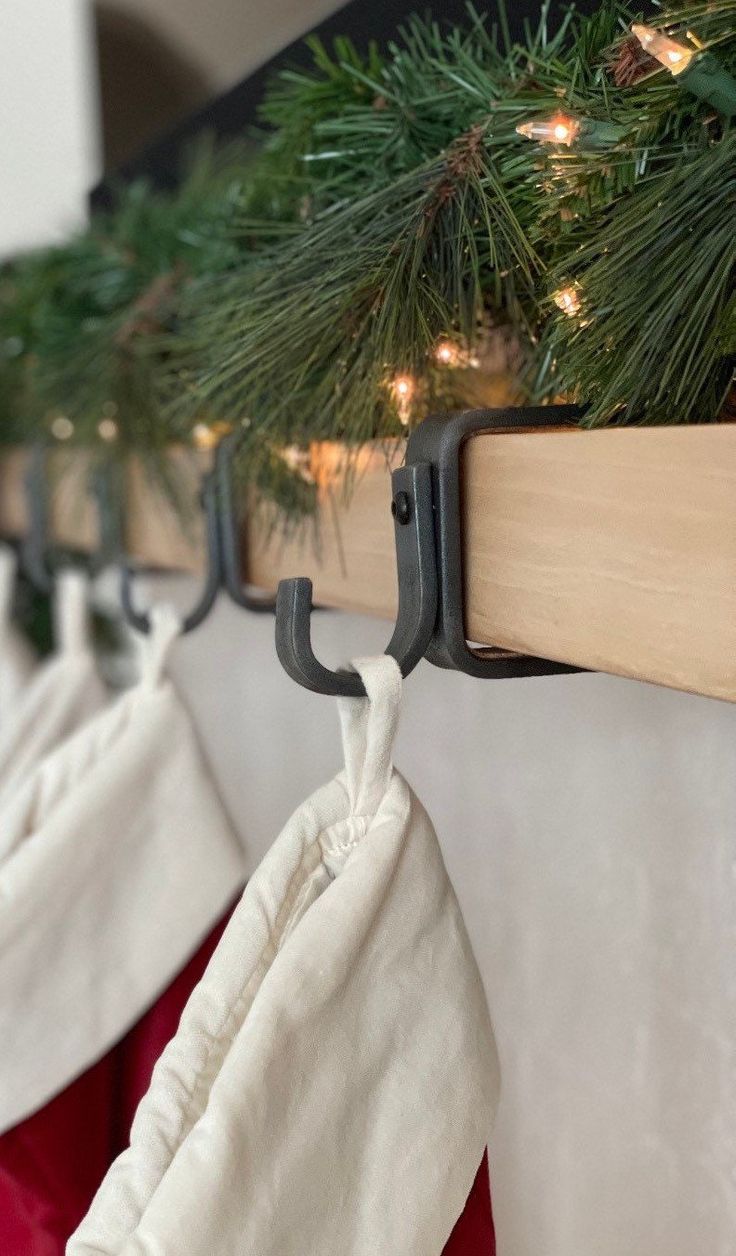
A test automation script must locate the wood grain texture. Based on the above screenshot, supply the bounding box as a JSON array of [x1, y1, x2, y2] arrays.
[[246, 444, 400, 617], [2, 424, 735, 700], [462, 424, 736, 701]]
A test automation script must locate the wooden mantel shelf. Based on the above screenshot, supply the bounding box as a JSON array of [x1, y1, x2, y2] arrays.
[[1, 423, 735, 702]]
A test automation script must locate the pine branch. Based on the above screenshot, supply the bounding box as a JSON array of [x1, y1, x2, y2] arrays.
[[172, 125, 544, 445], [1, 0, 734, 520], [1, 142, 251, 451], [536, 131, 736, 424]]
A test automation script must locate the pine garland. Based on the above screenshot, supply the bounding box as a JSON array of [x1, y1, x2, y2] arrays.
[[0, 0, 734, 518], [537, 130, 736, 423], [0, 143, 249, 452]]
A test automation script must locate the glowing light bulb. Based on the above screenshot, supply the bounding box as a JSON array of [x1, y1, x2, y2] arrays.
[[282, 444, 314, 481], [435, 341, 457, 365], [433, 339, 480, 369], [554, 287, 581, 317], [97, 418, 118, 442], [51, 415, 74, 441], [516, 113, 581, 146], [191, 420, 232, 450], [631, 24, 694, 74], [390, 373, 416, 426], [192, 422, 215, 449]]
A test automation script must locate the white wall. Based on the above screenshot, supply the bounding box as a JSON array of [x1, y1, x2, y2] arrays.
[[0, 0, 347, 257], [0, 0, 100, 254]]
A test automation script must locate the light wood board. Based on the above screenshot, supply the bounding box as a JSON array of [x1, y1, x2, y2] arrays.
[[1, 424, 735, 701]]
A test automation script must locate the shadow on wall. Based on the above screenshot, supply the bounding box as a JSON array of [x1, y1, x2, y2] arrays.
[[94, 3, 212, 169]]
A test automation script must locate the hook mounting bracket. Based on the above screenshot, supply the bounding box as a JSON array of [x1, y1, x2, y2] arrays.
[[405, 407, 584, 678]]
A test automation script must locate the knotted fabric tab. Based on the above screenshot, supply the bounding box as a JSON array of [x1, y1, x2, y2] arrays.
[[54, 570, 92, 655], [337, 654, 402, 819], [138, 605, 182, 689], [0, 545, 15, 633], [0, 571, 104, 806], [0, 547, 35, 726]]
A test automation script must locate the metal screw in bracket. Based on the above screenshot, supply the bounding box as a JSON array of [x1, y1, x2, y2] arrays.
[[391, 490, 412, 526]]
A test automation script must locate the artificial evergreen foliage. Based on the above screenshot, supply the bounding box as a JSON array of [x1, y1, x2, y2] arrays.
[[0, 0, 734, 517], [0, 145, 249, 451]]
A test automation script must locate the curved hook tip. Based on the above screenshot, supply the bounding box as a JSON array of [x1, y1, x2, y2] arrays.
[[120, 563, 151, 635], [275, 578, 365, 697]]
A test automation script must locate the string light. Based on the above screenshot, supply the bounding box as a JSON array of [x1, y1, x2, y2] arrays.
[[435, 340, 459, 365], [516, 113, 581, 146], [631, 24, 694, 74], [433, 338, 481, 369], [97, 418, 118, 442], [517, 112, 624, 150], [282, 444, 314, 483], [192, 423, 214, 449], [50, 415, 74, 441], [553, 287, 581, 317], [390, 373, 416, 425], [631, 23, 736, 117], [191, 420, 233, 450], [392, 375, 413, 398]]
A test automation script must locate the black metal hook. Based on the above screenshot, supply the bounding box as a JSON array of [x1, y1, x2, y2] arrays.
[[117, 430, 279, 634], [274, 462, 438, 697], [120, 464, 223, 635], [22, 444, 119, 593], [21, 443, 54, 594], [214, 429, 276, 613], [89, 460, 124, 574], [274, 406, 588, 696]]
